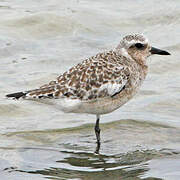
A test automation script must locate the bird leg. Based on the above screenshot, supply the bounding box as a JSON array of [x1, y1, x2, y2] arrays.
[[94, 115, 101, 153]]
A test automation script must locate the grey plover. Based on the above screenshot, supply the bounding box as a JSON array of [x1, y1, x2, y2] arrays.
[[6, 34, 170, 153]]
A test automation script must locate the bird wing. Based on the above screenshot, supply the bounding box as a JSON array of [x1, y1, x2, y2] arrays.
[[24, 50, 130, 100]]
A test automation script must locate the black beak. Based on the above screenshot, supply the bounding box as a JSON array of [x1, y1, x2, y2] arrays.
[[150, 47, 170, 55]]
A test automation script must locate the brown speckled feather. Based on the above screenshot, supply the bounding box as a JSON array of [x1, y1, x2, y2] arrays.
[[26, 50, 130, 100]]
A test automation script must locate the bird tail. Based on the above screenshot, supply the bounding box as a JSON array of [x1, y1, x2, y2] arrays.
[[6, 85, 56, 100], [6, 91, 27, 100]]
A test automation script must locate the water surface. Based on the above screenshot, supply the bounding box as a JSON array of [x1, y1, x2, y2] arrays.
[[0, 0, 180, 179]]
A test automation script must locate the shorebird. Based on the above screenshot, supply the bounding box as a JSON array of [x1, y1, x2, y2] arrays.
[[6, 34, 170, 153]]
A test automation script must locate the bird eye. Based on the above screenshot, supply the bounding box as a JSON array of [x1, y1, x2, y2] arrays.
[[135, 43, 144, 49]]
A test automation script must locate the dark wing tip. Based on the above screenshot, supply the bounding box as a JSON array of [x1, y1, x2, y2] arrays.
[[6, 92, 26, 99]]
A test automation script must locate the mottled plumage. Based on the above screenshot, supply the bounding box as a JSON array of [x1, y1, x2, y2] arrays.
[[27, 51, 130, 101]]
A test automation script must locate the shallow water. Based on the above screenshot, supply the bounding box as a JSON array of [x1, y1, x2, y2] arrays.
[[0, 0, 180, 179]]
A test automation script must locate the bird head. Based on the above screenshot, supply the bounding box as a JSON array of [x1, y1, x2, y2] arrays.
[[116, 34, 170, 65]]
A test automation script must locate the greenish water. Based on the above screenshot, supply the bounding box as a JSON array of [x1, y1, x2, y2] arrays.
[[1, 120, 180, 179]]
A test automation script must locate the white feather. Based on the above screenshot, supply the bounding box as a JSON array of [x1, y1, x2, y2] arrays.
[[98, 80, 127, 97], [119, 48, 132, 59], [125, 40, 148, 48]]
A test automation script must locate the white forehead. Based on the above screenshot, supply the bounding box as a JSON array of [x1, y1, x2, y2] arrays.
[[120, 34, 149, 48]]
